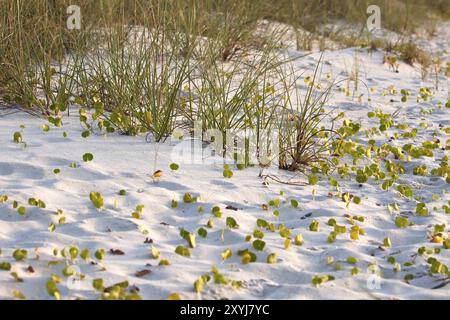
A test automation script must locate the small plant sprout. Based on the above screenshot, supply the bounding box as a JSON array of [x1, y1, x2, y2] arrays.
[[13, 132, 23, 144], [82, 153, 94, 162], [223, 164, 233, 179], [267, 253, 277, 264], [95, 249, 106, 261], [395, 216, 413, 228], [295, 234, 304, 246], [167, 293, 181, 300], [183, 193, 195, 203], [89, 192, 104, 210], [150, 246, 160, 259], [13, 249, 27, 261], [309, 220, 320, 232], [226, 217, 239, 229], [383, 237, 392, 247], [212, 206, 222, 218], [132, 204, 145, 219], [308, 174, 319, 199], [175, 245, 191, 257], [180, 229, 196, 248], [198, 228, 207, 238], [222, 249, 232, 261], [311, 274, 335, 287]]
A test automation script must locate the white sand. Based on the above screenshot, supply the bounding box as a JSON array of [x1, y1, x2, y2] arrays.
[[0, 24, 449, 300]]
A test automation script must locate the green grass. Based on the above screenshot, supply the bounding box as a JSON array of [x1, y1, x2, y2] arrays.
[[0, 0, 448, 167]]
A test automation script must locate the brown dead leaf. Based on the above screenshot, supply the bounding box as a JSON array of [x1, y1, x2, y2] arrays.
[[110, 249, 125, 255], [135, 269, 151, 278]]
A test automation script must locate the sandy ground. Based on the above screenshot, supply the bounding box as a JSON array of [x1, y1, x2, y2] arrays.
[[0, 23, 449, 300]]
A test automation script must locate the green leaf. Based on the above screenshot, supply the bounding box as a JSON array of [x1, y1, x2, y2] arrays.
[[294, 234, 304, 246], [353, 196, 361, 204], [150, 246, 160, 259], [252, 239, 266, 251], [80, 249, 90, 261], [186, 233, 196, 248], [95, 249, 105, 260], [397, 185, 413, 198], [334, 225, 347, 234], [12, 249, 27, 261], [347, 256, 358, 264], [226, 217, 239, 229], [167, 293, 181, 300], [443, 239, 450, 250], [46, 279, 61, 300], [194, 279, 203, 293], [69, 162, 78, 168], [290, 199, 299, 208], [17, 206, 26, 216], [308, 175, 319, 185], [383, 237, 392, 247], [159, 259, 170, 266], [268, 199, 280, 208], [309, 220, 320, 232], [175, 245, 191, 257], [212, 206, 222, 218], [0, 262, 12, 271], [266, 253, 276, 264], [93, 278, 104, 291], [82, 153, 94, 162], [256, 219, 268, 228], [279, 227, 291, 238], [241, 253, 252, 264], [48, 223, 56, 232], [327, 232, 337, 243], [69, 247, 79, 260], [12, 290, 26, 299], [89, 191, 104, 209], [223, 169, 233, 178], [0, 194, 7, 203], [62, 265, 76, 277], [395, 216, 409, 228], [169, 163, 179, 171], [13, 132, 23, 143], [221, 249, 232, 261], [415, 203, 429, 216], [198, 228, 208, 238], [183, 193, 195, 203], [404, 274, 414, 282], [253, 229, 265, 239], [311, 274, 335, 286]]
